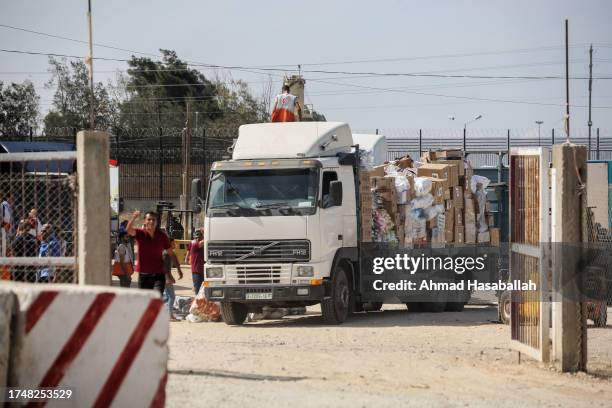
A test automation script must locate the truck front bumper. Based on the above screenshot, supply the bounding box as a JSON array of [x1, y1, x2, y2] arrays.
[[205, 284, 325, 302]]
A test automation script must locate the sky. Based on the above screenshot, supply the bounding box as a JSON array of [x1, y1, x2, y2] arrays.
[[1, 0, 612, 137]]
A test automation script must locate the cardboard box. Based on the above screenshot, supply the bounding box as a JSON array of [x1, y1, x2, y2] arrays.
[[371, 176, 394, 190], [451, 186, 464, 208], [442, 210, 454, 242], [435, 149, 463, 160], [464, 223, 476, 243], [477, 231, 490, 243], [371, 165, 386, 178], [436, 159, 465, 176], [417, 163, 458, 187], [379, 189, 397, 204], [454, 208, 464, 226], [422, 177, 448, 204], [490, 227, 500, 246], [397, 224, 405, 245], [455, 226, 465, 243], [444, 188, 451, 200], [464, 197, 476, 224]]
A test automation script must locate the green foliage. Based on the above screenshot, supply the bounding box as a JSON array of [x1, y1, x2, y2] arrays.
[[43, 57, 116, 135], [0, 80, 40, 137], [40, 50, 324, 135]]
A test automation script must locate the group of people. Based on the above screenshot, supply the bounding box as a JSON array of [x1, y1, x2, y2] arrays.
[[1, 195, 63, 283], [113, 210, 205, 321]]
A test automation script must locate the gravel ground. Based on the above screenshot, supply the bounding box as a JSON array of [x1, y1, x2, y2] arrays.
[[165, 294, 611, 407], [113, 274, 612, 407]]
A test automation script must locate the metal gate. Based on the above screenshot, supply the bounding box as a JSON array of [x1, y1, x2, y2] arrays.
[[509, 147, 551, 362]]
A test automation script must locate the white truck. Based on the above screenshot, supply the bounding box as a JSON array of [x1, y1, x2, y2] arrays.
[[202, 122, 475, 325], [203, 122, 375, 325]]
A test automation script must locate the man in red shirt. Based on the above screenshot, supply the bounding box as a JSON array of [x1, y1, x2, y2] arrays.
[[185, 228, 205, 295], [127, 210, 174, 296]]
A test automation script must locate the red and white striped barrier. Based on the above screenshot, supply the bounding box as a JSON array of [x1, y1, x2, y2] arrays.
[[8, 284, 168, 408], [0, 288, 15, 406]]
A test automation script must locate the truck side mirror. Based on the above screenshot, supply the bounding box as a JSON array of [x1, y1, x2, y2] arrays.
[[191, 178, 203, 214], [329, 181, 343, 207]]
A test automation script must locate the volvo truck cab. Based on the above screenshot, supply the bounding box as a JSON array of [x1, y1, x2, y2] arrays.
[[204, 122, 361, 325]]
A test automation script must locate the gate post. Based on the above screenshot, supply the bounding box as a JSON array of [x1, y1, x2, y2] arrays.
[[77, 131, 111, 285], [551, 143, 587, 372]]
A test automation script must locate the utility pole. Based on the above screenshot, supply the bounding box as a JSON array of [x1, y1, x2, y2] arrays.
[[86, 0, 95, 130], [588, 44, 593, 159], [565, 19, 570, 142], [181, 101, 193, 238]]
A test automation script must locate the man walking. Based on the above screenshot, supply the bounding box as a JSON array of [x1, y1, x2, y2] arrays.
[[127, 210, 175, 296], [185, 228, 205, 295], [271, 84, 302, 122]]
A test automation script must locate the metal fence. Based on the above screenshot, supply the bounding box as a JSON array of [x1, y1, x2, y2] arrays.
[[4, 127, 612, 202], [0, 151, 78, 283], [382, 128, 612, 168]]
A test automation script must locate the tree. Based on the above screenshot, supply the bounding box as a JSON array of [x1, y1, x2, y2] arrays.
[[119, 49, 222, 128], [118, 50, 269, 132], [43, 57, 116, 135], [0, 80, 40, 137]]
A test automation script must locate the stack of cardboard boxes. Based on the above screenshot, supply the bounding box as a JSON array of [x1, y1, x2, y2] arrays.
[[359, 150, 500, 247]]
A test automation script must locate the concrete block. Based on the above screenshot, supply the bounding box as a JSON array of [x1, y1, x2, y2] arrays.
[[77, 130, 111, 286], [0, 288, 15, 408], [7, 283, 168, 407]]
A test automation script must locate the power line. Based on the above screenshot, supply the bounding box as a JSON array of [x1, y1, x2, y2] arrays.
[[308, 77, 612, 109], [0, 23, 161, 58], [2, 48, 612, 80]]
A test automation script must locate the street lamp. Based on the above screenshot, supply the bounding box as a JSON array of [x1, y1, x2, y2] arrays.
[[449, 114, 482, 150], [535, 120, 543, 146]]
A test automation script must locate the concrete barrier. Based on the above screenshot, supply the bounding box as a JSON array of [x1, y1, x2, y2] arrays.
[[0, 288, 15, 408], [7, 283, 168, 407]]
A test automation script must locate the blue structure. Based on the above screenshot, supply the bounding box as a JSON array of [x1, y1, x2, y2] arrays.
[[0, 141, 76, 173]]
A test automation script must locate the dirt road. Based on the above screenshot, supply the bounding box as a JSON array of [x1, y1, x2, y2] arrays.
[[165, 301, 612, 408]]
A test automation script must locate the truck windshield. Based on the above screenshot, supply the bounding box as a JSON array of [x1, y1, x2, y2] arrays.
[[207, 168, 318, 216]]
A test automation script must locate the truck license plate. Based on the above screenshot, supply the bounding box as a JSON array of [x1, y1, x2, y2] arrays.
[[246, 292, 273, 300]]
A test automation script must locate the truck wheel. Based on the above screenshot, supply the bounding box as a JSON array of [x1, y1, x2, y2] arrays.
[[221, 302, 248, 325], [499, 290, 511, 325], [423, 301, 446, 313], [321, 266, 351, 324], [363, 302, 383, 312], [445, 301, 465, 312], [405, 302, 425, 312]]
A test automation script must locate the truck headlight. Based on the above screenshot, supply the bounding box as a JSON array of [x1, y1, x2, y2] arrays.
[[206, 266, 223, 279], [296, 266, 314, 277]]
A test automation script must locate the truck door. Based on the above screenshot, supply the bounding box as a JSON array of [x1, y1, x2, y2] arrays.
[[320, 169, 344, 266]]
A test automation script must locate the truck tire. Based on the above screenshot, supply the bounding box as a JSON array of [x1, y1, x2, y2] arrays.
[[499, 290, 511, 325], [445, 301, 465, 312], [405, 302, 425, 312], [221, 302, 248, 325], [362, 302, 383, 312], [423, 301, 446, 313], [321, 265, 351, 324]]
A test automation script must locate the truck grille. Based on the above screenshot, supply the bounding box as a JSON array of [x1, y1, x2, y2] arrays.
[[226, 265, 291, 285], [207, 240, 310, 263]]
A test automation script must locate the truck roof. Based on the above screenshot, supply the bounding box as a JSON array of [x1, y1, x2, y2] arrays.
[[232, 122, 353, 160]]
